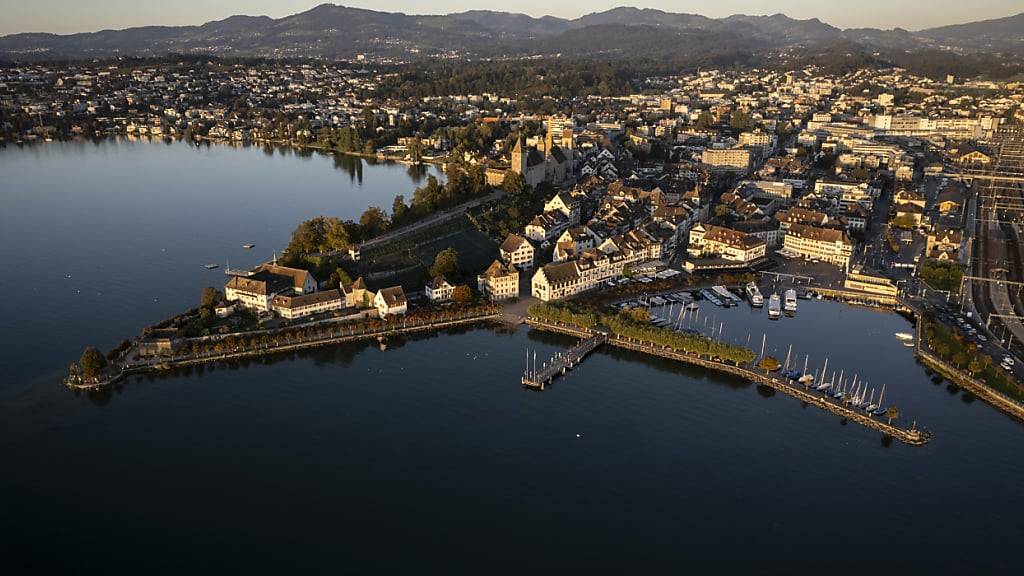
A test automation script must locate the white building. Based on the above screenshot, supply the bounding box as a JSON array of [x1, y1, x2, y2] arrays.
[[499, 234, 535, 269], [424, 276, 455, 302], [225, 264, 318, 313], [374, 286, 408, 318], [477, 260, 519, 301]]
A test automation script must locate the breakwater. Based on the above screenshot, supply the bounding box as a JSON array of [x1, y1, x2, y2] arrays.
[[526, 318, 930, 446]]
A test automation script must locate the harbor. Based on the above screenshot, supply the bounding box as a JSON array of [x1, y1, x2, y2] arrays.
[[525, 317, 931, 445]]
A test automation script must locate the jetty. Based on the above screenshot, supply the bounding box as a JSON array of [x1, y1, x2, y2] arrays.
[[525, 318, 930, 446], [522, 333, 607, 389]]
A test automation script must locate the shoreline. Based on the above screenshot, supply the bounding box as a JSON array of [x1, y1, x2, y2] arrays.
[[5, 133, 450, 168]]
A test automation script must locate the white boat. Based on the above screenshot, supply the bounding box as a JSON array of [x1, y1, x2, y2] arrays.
[[243, 244, 255, 249], [650, 296, 667, 306], [895, 332, 914, 341], [204, 263, 219, 270], [783, 289, 798, 313], [745, 282, 764, 307], [768, 294, 781, 319], [712, 285, 741, 305]]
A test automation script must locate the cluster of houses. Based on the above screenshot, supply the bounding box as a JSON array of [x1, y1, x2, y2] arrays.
[[223, 264, 408, 321], [474, 175, 703, 302]]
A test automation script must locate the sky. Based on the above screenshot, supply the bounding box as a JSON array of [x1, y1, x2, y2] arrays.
[[0, 0, 1021, 35]]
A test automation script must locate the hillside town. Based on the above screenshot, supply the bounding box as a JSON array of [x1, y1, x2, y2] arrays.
[[6, 59, 1024, 389]]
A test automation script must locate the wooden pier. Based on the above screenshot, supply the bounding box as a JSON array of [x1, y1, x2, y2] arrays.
[[522, 333, 607, 389]]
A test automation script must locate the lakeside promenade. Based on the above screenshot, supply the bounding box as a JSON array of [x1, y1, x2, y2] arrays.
[[66, 309, 500, 390]]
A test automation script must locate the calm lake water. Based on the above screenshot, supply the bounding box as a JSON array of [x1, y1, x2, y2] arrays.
[[1, 140, 1023, 573]]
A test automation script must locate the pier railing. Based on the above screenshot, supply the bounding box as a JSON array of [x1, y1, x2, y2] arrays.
[[523, 333, 607, 389]]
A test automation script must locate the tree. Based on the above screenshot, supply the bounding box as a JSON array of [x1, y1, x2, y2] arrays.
[[695, 111, 715, 130], [968, 358, 983, 376], [452, 285, 473, 304], [430, 247, 460, 279], [713, 204, 730, 218], [324, 217, 352, 251], [729, 109, 752, 131], [80, 347, 107, 379], [407, 137, 425, 164], [392, 195, 410, 226], [891, 214, 918, 230], [286, 216, 352, 257], [885, 405, 900, 424], [502, 170, 527, 196], [200, 286, 220, 309], [359, 206, 390, 238], [333, 267, 353, 288]]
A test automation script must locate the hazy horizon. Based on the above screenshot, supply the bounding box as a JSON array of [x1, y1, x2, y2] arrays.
[[1, 1, 1021, 36]]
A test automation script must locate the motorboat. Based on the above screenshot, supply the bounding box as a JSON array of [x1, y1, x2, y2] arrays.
[[783, 289, 798, 314], [768, 293, 781, 319], [745, 282, 764, 307]]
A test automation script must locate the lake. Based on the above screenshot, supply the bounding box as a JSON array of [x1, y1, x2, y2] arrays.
[[0, 139, 441, 390], [1, 140, 1022, 574]]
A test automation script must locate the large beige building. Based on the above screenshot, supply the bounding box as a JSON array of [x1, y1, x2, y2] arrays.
[[701, 148, 752, 172], [687, 223, 766, 264], [783, 223, 853, 268]]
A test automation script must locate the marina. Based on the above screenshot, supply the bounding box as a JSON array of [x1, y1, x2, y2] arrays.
[[526, 318, 928, 445]]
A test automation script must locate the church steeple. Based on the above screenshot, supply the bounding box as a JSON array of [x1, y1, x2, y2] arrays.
[[511, 135, 526, 175]]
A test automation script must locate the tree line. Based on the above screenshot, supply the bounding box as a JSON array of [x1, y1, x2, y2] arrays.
[[528, 302, 756, 366]]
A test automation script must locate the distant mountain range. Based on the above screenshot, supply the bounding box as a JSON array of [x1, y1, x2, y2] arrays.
[[1, 4, 1021, 63]]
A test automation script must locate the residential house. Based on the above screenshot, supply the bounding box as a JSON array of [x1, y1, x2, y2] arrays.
[[374, 286, 408, 318], [477, 259, 519, 301], [499, 234, 535, 269], [425, 276, 455, 302]]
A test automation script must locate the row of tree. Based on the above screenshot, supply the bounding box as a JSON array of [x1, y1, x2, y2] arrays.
[[527, 303, 756, 366]]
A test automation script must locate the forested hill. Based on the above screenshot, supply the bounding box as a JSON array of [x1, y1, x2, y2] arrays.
[[1, 4, 1022, 77]]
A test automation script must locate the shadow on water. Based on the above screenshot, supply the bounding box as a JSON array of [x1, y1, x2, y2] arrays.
[[407, 163, 429, 184], [333, 154, 364, 184]]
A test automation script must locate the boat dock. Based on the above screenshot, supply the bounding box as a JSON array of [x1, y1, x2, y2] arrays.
[[523, 333, 607, 389]]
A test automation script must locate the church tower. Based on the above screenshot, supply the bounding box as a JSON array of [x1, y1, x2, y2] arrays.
[[511, 135, 527, 175]]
